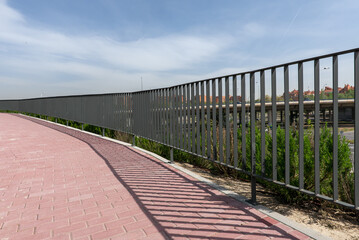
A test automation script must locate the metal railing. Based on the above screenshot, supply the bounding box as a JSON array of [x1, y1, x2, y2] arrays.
[[1, 48, 359, 210]]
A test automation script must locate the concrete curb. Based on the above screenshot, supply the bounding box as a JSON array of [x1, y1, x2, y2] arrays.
[[18, 114, 331, 240]]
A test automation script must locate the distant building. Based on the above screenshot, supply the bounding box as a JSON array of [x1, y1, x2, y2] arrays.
[[339, 84, 354, 94], [287, 84, 354, 99]]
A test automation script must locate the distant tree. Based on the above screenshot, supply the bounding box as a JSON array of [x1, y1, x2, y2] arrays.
[[339, 89, 354, 99]]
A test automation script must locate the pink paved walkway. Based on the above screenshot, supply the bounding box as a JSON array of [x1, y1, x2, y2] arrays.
[[0, 113, 311, 240]]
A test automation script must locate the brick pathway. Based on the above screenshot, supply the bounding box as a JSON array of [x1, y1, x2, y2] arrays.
[[0, 113, 311, 240]]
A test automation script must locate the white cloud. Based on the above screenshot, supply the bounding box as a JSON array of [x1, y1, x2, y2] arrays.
[[0, 0, 233, 98]]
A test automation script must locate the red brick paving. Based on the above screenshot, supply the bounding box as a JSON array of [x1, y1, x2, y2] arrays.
[[0, 113, 311, 240]]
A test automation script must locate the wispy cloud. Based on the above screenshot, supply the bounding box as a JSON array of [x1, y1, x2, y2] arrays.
[[0, 0, 233, 98]]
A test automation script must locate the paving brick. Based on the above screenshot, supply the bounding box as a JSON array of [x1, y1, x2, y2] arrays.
[[123, 219, 153, 232], [91, 227, 126, 240], [105, 217, 136, 230], [86, 214, 117, 226], [114, 229, 147, 239], [53, 222, 87, 236], [71, 224, 104, 239]]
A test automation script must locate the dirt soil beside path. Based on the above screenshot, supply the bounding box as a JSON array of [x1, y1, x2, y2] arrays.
[[176, 162, 359, 240]]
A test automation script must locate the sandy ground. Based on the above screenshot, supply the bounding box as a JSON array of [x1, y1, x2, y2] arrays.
[[177, 162, 359, 240]]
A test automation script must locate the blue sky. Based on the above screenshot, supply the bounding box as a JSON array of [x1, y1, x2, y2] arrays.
[[0, 0, 359, 99]]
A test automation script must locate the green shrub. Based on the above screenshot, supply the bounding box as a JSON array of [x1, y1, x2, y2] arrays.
[[237, 122, 354, 204]]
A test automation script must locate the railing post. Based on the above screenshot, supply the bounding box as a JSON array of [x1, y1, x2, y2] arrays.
[[55, 118, 57, 123], [170, 147, 174, 163], [251, 176, 257, 204], [102, 128, 105, 137], [249, 72, 257, 205], [66, 120, 68, 126], [81, 123, 84, 131], [132, 135, 136, 146]]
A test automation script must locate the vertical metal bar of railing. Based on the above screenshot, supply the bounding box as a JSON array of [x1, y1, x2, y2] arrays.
[[225, 77, 230, 165], [128, 93, 131, 133], [298, 62, 304, 190], [212, 79, 217, 160], [148, 91, 151, 138], [218, 78, 224, 163], [133, 94, 136, 138], [150, 91, 153, 140], [117, 94, 120, 131], [179, 87, 182, 149], [130, 93, 133, 134], [132, 94, 136, 137], [153, 91, 156, 140], [150, 91, 153, 139], [132, 93, 134, 133], [160, 91, 163, 143], [160, 90, 163, 143], [233, 75, 238, 168], [118, 95, 121, 131], [125, 93, 128, 132], [152, 91, 156, 140], [160, 90, 164, 143], [145, 92, 149, 138], [180, 86, 183, 150], [201, 82, 205, 156], [137, 93, 140, 137], [272, 68, 277, 181], [140, 92, 143, 137], [183, 85, 187, 150], [241, 74, 246, 170], [148, 93, 151, 138], [167, 89, 170, 145], [354, 51, 359, 209], [250, 72, 256, 203], [144, 92, 147, 137], [314, 59, 320, 195], [170, 88, 174, 146], [187, 84, 191, 152], [141, 92, 144, 137], [157, 90, 161, 141], [173, 87, 177, 147], [260, 70, 265, 175], [161, 90, 164, 143], [149, 91, 153, 140], [177, 86, 181, 149], [152, 90, 156, 141], [191, 83, 196, 153], [196, 82, 201, 155], [206, 80, 211, 158], [123, 94, 126, 132], [284, 65, 290, 185], [171, 88, 174, 146], [129, 93, 131, 133], [332, 55, 339, 201]]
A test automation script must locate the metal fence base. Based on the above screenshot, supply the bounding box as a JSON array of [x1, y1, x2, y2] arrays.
[[245, 176, 258, 205], [170, 148, 174, 163]]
